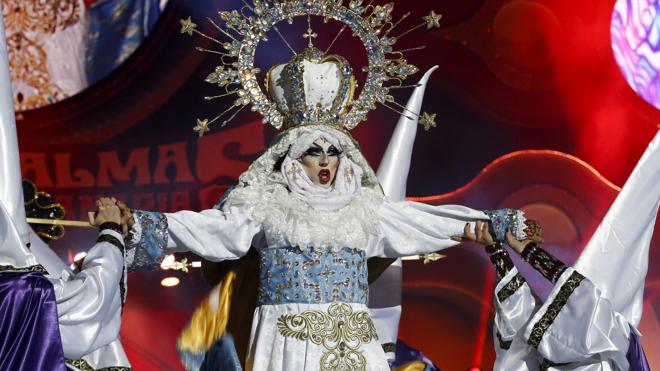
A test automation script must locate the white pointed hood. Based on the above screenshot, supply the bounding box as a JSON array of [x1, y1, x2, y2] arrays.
[[370, 66, 438, 357], [0, 14, 37, 269], [574, 130, 660, 326], [376, 66, 438, 200]]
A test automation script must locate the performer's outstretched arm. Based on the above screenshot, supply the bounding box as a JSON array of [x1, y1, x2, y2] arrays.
[[486, 243, 539, 357], [509, 236, 634, 369], [468, 223, 642, 370], [368, 201, 528, 258], [464, 222, 541, 368], [121, 203, 262, 270], [52, 198, 128, 360]]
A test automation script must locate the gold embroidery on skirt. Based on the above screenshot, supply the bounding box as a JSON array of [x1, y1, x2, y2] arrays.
[[277, 302, 379, 371]]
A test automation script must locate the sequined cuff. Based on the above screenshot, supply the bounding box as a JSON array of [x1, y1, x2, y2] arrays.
[[484, 209, 527, 242], [522, 243, 567, 284], [485, 242, 514, 281], [125, 210, 169, 272]]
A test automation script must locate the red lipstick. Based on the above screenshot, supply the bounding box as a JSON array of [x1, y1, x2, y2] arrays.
[[318, 169, 331, 184]]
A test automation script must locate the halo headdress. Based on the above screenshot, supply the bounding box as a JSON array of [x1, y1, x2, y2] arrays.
[[180, 0, 441, 136]]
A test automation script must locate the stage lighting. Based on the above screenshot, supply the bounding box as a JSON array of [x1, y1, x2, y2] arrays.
[[611, 0, 660, 108], [73, 251, 87, 262], [160, 277, 180, 287]]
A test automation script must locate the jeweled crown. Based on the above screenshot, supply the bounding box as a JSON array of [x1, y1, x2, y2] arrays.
[[267, 47, 355, 129], [180, 0, 443, 136]]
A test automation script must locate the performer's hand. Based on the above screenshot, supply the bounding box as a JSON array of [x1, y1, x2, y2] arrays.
[[92, 197, 121, 227], [116, 201, 134, 227], [453, 221, 496, 247], [505, 230, 532, 254], [523, 219, 544, 244], [116, 201, 134, 237]]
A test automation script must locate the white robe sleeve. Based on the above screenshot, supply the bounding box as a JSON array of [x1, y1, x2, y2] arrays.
[[522, 267, 632, 369], [126, 206, 262, 269], [494, 268, 539, 346], [164, 206, 262, 261], [491, 268, 541, 370], [368, 200, 489, 258], [51, 229, 125, 359]]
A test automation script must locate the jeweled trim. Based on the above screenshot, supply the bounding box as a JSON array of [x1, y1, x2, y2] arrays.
[[528, 271, 585, 348], [484, 209, 526, 242], [258, 246, 368, 305], [183, 0, 427, 131], [125, 210, 168, 271], [486, 242, 514, 281], [277, 302, 378, 371], [0, 264, 48, 274], [522, 243, 567, 284], [65, 358, 132, 371], [497, 273, 525, 302]]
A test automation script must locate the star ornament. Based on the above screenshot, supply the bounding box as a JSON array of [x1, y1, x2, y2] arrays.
[[420, 112, 437, 131], [423, 11, 442, 29], [422, 252, 446, 264], [180, 17, 197, 36], [193, 118, 210, 137]]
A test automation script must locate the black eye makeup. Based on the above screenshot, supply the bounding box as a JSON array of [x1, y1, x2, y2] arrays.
[[327, 146, 341, 156], [303, 147, 322, 157], [302, 143, 341, 158]]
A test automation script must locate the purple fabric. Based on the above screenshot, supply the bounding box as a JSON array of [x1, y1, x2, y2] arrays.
[[0, 271, 66, 371], [391, 339, 440, 371], [627, 328, 651, 371]]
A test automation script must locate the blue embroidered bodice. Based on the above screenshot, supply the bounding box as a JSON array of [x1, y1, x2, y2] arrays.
[[257, 246, 369, 306]]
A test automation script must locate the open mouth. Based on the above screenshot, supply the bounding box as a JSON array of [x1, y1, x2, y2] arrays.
[[318, 169, 331, 184]]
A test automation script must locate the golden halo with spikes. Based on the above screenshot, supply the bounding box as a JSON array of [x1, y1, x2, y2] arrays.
[[180, 0, 441, 136]]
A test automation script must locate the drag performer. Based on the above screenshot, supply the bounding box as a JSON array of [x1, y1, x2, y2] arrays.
[[466, 131, 659, 370], [173, 68, 442, 371], [0, 14, 132, 370], [118, 2, 536, 370], [124, 116, 518, 371]]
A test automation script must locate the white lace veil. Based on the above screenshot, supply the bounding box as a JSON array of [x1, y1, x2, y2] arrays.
[[222, 125, 383, 210], [220, 125, 383, 249]]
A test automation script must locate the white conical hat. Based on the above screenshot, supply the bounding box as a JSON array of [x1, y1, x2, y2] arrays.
[[0, 14, 36, 269], [370, 66, 438, 354], [574, 130, 660, 326], [377, 66, 438, 201]]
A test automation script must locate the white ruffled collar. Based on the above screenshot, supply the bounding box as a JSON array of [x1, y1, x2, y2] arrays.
[[224, 184, 383, 251]]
